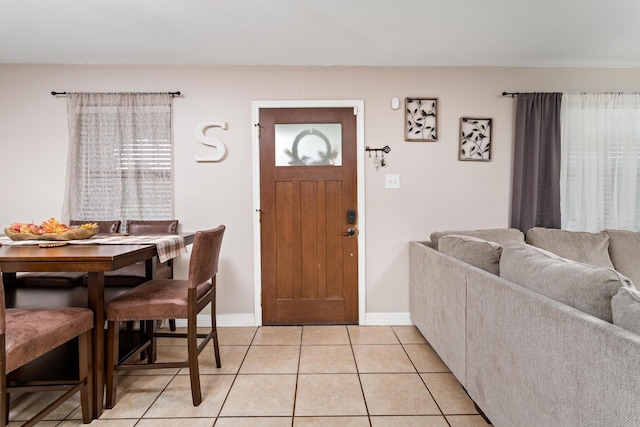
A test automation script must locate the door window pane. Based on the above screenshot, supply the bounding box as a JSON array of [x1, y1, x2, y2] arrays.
[[275, 123, 342, 166]]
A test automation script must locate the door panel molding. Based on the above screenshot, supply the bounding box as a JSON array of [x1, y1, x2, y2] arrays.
[[252, 100, 366, 326]]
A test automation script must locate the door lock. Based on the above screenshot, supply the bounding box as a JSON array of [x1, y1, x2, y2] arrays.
[[341, 228, 357, 237], [347, 209, 356, 224]]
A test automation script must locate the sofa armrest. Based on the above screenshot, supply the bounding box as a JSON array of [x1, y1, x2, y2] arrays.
[[409, 241, 470, 387]]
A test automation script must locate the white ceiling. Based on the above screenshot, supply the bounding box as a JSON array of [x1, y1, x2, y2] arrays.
[[2, 0, 640, 67]]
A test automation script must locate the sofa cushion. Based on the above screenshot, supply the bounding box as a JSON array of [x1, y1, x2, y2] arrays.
[[525, 227, 614, 268], [438, 235, 502, 275], [611, 287, 640, 335], [605, 229, 640, 286], [500, 241, 634, 323], [430, 228, 524, 250]]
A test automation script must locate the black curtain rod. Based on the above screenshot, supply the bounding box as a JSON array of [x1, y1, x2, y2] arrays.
[[51, 91, 182, 97], [501, 92, 519, 97]]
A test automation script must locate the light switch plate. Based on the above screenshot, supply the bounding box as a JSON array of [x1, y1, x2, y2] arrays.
[[385, 174, 400, 189]]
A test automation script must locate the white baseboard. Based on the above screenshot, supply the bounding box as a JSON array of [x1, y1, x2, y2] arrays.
[[173, 313, 256, 328], [175, 312, 412, 327], [364, 312, 413, 326]]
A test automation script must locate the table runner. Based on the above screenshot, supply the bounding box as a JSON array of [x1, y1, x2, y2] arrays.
[[0, 235, 187, 263]]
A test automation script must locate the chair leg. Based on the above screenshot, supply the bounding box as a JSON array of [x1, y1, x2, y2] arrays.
[[105, 321, 120, 409], [78, 331, 92, 423], [139, 321, 150, 360], [210, 290, 221, 368], [1, 374, 7, 427], [168, 259, 176, 332], [145, 320, 156, 363], [187, 320, 202, 406]]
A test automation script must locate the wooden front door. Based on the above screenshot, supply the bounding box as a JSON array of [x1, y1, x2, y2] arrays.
[[259, 107, 358, 324]]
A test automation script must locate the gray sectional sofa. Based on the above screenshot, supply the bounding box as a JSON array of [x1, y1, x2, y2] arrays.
[[410, 227, 640, 427]]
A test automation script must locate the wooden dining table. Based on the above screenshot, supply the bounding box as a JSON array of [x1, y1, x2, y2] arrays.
[[0, 233, 194, 418]]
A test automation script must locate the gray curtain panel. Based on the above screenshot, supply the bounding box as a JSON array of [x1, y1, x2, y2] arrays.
[[510, 93, 563, 232]]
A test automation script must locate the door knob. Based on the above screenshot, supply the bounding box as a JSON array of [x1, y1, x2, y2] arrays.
[[341, 228, 357, 237]]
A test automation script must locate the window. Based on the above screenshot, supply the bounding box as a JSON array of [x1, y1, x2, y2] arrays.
[[561, 93, 640, 231], [62, 93, 174, 225], [274, 123, 342, 166]]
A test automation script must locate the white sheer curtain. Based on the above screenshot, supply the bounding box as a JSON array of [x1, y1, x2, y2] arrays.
[[561, 93, 640, 231], [62, 92, 174, 224]]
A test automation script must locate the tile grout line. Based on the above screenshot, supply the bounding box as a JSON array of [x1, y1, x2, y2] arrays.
[[394, 331, 486, 422], [120, 370, 180, 424], [213, 326, 259, 425], [95, 328, 185, 424], [391, 326, 454, 427], [346, 325, 374, 427], [290, 326, 304, 427], [33, 326, 487, 425]]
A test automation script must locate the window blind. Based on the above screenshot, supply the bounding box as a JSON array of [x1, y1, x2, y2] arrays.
[[561, 93, 640, 231], [62, 93, 174, 225]]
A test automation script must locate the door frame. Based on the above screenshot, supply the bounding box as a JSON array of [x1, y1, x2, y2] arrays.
[[252, 100, 366, 326]]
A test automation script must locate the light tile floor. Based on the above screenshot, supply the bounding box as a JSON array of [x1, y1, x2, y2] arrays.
[[8, 325, 492, 426]]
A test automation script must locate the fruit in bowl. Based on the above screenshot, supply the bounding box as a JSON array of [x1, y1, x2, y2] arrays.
[[5, 218, 99, 241]]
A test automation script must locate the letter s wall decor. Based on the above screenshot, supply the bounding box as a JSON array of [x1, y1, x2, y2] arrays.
[[195, 121, 228, 162]]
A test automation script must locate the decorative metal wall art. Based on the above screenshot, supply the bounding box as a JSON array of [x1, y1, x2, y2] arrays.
[[459, 117, 492, 161], [405, 97, 438, 142]]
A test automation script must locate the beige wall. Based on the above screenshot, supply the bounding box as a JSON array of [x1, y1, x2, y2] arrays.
[[1, 64, 638, 322]]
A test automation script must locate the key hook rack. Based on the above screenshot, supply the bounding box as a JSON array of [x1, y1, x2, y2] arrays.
[[365, 145, 391, 155], [365, 145, 391, 168]]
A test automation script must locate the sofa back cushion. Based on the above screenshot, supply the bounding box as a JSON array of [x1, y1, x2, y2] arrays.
[[500, 242, 634, 323], [430, 228, 524, 250], [525, 227, 614, 268], [605, 229, 640, 286], [611, 287, 640, 335], [438, 235, 502, 275]]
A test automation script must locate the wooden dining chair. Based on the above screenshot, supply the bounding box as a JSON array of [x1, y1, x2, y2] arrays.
[[69, 219, 122, 234], [105, 225, 225, 407], [125, 220, 178, 235], [0, 274, 93, 426], [102, 220, 178, 287], [105, 219, 179, 330]]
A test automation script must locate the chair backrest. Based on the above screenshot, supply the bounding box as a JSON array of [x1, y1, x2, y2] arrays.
[[188, 226, 225, 289], [126, 220, 179, 235], [70, 220, 121, 234]]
